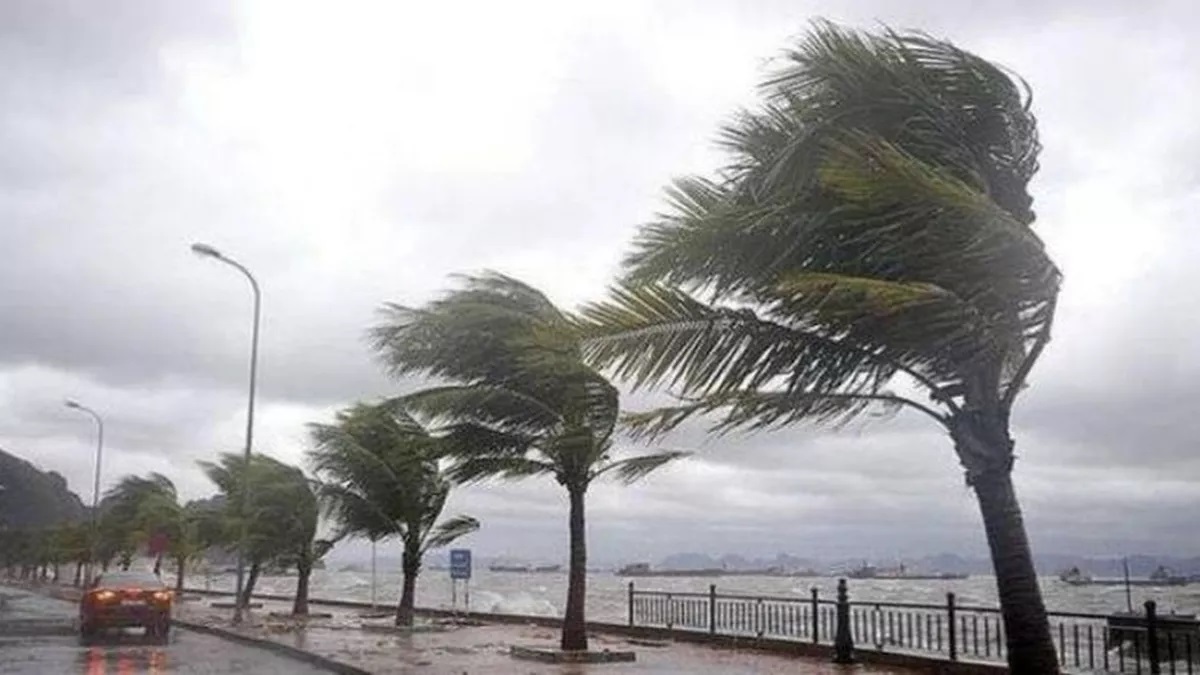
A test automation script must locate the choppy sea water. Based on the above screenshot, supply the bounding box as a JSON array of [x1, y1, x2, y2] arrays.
[[188, 569, 1200, 622]]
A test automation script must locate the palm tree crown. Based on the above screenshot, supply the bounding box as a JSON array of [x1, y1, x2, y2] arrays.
[[308, 401, 479, 625], [582, 21, 1058, 477], [578, 22, 1061, 672], [371, 272, 686, 651]]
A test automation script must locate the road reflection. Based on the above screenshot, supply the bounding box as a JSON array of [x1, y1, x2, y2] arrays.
[[78, 635, 168, 674]]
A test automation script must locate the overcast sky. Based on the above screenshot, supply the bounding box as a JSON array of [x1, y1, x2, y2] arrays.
[[2, 0, 1197, 565]]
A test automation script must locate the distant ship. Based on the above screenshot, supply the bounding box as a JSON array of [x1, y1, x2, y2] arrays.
[[846, 562, 967, 581], [616, 563, 724, 577], [488, 563, 563, 573], [1059, 565, 1189, 587], [489, 564, 531, 573]]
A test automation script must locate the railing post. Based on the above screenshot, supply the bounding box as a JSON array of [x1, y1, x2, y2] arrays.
[[811, 586, 820, 643], [1146, 599, 1160, 674], [708, 584, 717, 635], [627, 582, 634, 627], [833, 578, 855, 664], [947, 592, 958, 661]]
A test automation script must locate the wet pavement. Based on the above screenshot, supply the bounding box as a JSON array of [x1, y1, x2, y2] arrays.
[[0, 585, 331, 674], [4, 583, 916, 673], [169, 595, 915, 674]]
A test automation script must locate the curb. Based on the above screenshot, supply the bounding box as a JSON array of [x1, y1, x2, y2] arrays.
[[173, 618, 372, 675]]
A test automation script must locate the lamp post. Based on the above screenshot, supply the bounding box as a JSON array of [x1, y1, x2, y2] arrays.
[[191, 242, 261, 625], [65, 399, 103, 586]]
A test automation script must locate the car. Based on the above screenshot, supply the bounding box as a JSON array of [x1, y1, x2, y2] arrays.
[[79, 569, 173, 642]]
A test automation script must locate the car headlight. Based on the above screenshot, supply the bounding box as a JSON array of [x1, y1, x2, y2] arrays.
[[94, 590, 116, 602], [152, 591, 171, 602]]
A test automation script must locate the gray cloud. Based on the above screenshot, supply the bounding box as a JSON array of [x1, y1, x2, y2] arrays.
[[1, 0, 1198, 565]]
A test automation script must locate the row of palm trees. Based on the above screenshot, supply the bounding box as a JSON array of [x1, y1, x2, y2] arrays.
[[6, 23, 1062, 671]]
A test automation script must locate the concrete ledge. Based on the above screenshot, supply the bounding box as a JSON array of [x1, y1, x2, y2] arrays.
[[267, 611, 333, 619], [174, 618, 370, 675], [510, 645, 636, 663]]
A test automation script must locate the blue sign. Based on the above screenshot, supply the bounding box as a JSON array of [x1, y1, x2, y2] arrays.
[[449, 549, 472, 580]]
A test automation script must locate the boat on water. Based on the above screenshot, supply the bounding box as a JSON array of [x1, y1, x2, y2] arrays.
[[846, 563, 967, 581], [1059, 565, 1189, 587], [488, 563, 562, 573], [616, 563, 724, 578]]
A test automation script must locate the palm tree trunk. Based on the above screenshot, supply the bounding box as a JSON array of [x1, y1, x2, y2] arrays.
[[395, 545, 420, 626], [240, 560, 261, 606], [560, 485, 588, 652], [293, 560, 311, 615], [973, 470, 1059, 673], [174, 556, 186, 592]]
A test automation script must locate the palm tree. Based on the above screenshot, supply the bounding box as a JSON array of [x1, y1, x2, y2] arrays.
[[198, 453, 311, 606], [371, 273, 687, 651], [577, 22, 1059, 672], [308, 402, 479, 626], [103, 473, 178, 573], [134, 492, 223, 592], [262, 471, 336, 616]]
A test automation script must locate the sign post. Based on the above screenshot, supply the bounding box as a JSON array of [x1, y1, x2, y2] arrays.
[[449, 549, 472, 617]]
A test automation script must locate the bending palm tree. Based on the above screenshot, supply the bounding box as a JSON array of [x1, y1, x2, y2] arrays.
[[308, 402, 479, 626], [579, 23, 1060, 672], [199, 453, 313, 606], [103, 474, 178, 574], [371, 273, 686, 651], [135, 491, 221, 591]]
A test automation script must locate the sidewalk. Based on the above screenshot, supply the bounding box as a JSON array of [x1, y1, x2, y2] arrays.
[[173, 595, 912, 674]]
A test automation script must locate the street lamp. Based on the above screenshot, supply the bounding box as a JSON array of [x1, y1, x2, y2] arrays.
[[191, 242, 261, 625], [65, 399, 103, 586]]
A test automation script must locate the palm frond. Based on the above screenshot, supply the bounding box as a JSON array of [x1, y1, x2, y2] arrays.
[[422, 515, 480, 552], [438, 422, 538, 459], [592, 451, 690, 484], [622, 388, 935, 442], [580, 283, 911, 396], [444, 456, 556, 485], [401, 384, 561, 435]]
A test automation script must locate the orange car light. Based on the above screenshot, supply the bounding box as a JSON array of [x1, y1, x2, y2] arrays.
[[92, 590, 117, 603]]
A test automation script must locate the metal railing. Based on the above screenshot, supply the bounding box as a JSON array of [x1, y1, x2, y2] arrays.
[[628, 580, 1200, 674]]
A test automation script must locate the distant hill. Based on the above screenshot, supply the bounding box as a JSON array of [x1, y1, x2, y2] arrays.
[[0, 447, 86, 529], [644, 551, 1200, 576]]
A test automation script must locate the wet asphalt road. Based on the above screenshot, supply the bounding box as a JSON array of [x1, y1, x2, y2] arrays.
[[0, 586, 332, 674]]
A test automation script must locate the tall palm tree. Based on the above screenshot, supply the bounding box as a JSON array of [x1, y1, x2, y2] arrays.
[[371, 273, 687, 651], [579, 21, 1059, 672], [308, 402, 479, 626], [198, 453, 311, 605]]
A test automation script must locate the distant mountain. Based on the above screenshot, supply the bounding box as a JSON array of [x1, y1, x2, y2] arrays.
[[0, 448, 86, 530], [656, 552, 821, 572], [645, 551, 1200, 576]]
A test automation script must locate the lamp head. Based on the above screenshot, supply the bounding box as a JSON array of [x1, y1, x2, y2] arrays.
[[190, 243, 222, 259], [65, 399, 81, 409]]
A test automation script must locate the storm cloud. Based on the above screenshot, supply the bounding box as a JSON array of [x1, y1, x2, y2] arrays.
[[2, 0, 1198, 564]]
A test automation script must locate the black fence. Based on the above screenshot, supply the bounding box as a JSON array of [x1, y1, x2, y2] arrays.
[[628, 580, 1200, 674]]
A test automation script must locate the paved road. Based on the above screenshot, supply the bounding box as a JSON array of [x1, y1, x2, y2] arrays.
[[0, 586, 331, 674]]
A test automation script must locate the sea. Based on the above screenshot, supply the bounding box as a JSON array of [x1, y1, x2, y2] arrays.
[[187, 568, 1200, 622]]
